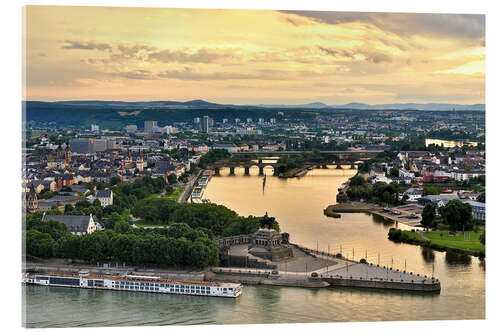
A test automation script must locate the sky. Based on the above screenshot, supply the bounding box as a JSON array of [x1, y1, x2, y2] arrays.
[[23, 6, 485, 105]]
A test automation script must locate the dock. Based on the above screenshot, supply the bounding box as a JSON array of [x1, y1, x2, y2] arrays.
[[210, 244, 440, 293]]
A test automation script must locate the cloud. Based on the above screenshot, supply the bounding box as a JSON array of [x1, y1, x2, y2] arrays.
[[111, 69, 156, 80], [158, 67, 257, 80], [62, 40, 112, 51], [282, 11, 485, 41], [158, 67, 292, 81], [318, 46, 391, 63], [149, 48, 237, 64]]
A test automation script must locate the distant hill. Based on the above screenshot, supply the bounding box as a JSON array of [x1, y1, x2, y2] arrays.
[[256, 102, 485, 111], [24, 99, 485, 112]]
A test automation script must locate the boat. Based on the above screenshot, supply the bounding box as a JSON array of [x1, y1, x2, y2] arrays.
[[191, 186, 204, 199], [22, 271, 242, 298]]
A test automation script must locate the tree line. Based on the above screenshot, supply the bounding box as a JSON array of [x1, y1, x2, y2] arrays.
[[24, 215, 219, 268]]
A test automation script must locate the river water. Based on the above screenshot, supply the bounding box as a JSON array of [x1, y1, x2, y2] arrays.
[[23, 167, 485, 327]]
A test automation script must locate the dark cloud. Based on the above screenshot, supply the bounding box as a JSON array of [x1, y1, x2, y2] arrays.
[[318, 46, 391, 64], [282, 11, 485, 41], [149, 48, 236, 64], [62, 40, 112, 51]]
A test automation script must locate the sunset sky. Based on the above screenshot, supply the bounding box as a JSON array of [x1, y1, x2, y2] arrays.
[[23, 6, 485, 105]]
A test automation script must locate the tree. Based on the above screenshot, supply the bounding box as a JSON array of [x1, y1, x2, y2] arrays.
[[423, 186, 439, 196], [421, 203, 436, 230], [53, 234, 81, 258], [114, 220, 132, 234], [167, 174, 177, 184], [25, 230, 55, 258], [438, 199, 473, 231], [349, 175, 366, 186], [105, 212, 122, 230], [479, 232, 485, 245], [477, 193, 485, 203], [93, 198, 101, 207], [64, 204, 74, 213], [389, 167, 399, 178], [110, 176, 121, 186]]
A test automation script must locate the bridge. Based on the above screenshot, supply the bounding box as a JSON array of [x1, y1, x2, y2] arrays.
[[231, 150, 384, 158], [211, 161, 286, 176]]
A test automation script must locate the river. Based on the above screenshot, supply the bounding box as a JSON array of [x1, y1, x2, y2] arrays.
[[23, 167, 485, 327]]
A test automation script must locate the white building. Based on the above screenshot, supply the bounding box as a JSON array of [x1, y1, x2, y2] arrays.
[[91, 124, 100, 132], [95, 189, 113, 207]]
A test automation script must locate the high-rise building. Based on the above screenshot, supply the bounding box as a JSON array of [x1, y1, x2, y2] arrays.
[[258, 118, 264, 124], [222, 118, 228, 124], [201, 116, 213, 133], [270, 118, 276, 124], [144, 121, 158, 133], [235, 118, 240, 123], [194, 117, 201, 124], [247, 118, 252, 123], [124, 125, 138, 133], [91, 124, 100, 132]]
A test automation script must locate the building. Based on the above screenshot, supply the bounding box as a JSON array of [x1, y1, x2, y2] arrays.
[[70, 139, 93, 154], [91, 124, 100, 132], [201, 116, 213, 133], [403, 188, 423, 202], [246, 118, 252, 123], [95, 189, 113, 207], [124, 125, 138, 133], [42, 214, 98, 235], [24, 184, 38, 213], [462, 199, 486, 221], [144, 121, 158, 133], [212, 143, 239, 153]]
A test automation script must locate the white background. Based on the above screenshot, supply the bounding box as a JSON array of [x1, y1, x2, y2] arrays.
[[1, 0, 498, 332]]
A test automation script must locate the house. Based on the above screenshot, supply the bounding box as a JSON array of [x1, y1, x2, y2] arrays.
[[42, 214, 98, 235], [372, 176, 392, 184], [95, 189, 113, 207], [24, 184, 38, 213], [404, 188, 423, 202], [461, 199, 485, 221]]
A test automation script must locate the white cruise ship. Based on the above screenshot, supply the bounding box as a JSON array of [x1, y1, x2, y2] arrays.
[[23, 271, 242, 298]]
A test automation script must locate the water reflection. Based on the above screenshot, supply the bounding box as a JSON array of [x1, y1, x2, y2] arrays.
[[445, 251, 472, 266], [421, 247, 435, 263], [371, 214, 394, 226]]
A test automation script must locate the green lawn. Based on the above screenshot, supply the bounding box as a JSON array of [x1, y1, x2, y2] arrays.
[[163, 187, 183, 200], [423, 231, 485, 252]]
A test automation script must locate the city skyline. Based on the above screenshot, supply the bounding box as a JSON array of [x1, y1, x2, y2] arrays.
[[24, 6, 484, 105]]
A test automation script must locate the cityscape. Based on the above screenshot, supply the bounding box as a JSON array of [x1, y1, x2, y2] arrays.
[[21, 5, 485, 328]]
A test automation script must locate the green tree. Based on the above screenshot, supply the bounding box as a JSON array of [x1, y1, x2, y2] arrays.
[[64, 204, 74, 213], [167, 174, 177, 184], [438, 199, 473, 231], [93, 198, 102, 207], [25, 230, 55, 258], [421, 203, 436, 230], [389, 167, 399, 178], [53, 234, 81, 258], [479, 232, 485, 245]]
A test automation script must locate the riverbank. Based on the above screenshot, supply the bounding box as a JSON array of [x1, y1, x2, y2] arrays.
[[388, 228, 485, 258], [325, 201, 379, 213]]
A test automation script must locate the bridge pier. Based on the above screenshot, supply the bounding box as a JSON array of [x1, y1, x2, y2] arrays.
[[214, 167, 220, 176], [259, 166, 264, 176], [336, 164, 342, 169], [229, 166, 235, 176], [244, 166, 250, 176], [351, 164, 356, 169], [258, 159, 263, 164]]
